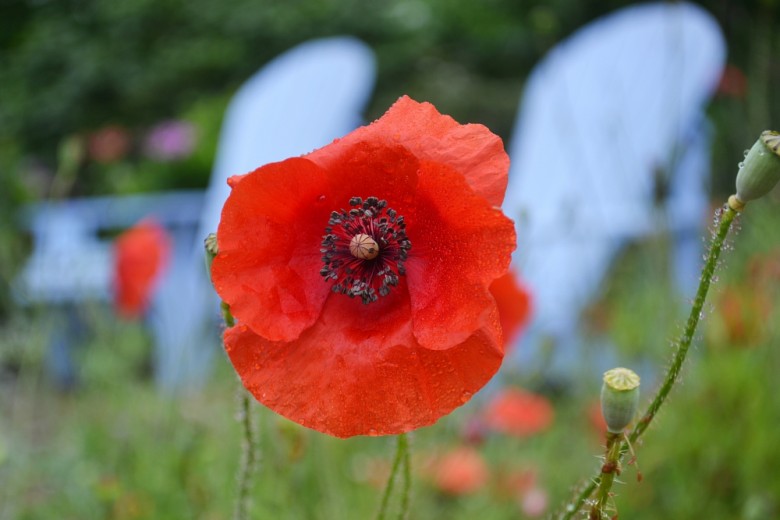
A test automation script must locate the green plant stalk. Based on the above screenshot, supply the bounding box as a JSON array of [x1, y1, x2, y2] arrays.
[[399, 434, 411, 520], [207, 238, 259, 520], [559, 201, 739, 520], [376, 433, 410, 520], [588, 432, 622, 519], [234, 388, 257, 520]]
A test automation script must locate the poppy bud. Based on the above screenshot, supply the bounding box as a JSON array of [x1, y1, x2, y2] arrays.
[[734, 130, 780, 204], [600, 367, 640, 434], [204, 233, 218, 281]]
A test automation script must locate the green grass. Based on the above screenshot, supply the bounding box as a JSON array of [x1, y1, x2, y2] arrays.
[[3, 199, 780, 519]]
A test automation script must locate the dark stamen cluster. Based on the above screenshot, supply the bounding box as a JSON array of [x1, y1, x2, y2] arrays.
[[320, 196, 411, 304]]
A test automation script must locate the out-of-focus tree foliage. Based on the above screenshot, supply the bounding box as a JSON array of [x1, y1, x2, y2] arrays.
[[1, 0, 778, 187], [0, 0, 778, 314]]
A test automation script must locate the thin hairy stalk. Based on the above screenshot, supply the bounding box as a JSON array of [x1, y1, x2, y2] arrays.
[[398, 434, 411, 520], [234, 388, 257, 520], [376, 433, 410, 520], [588, 432, 622, 519], [559, 201, 739, 519], [629, 204, 736, 442]]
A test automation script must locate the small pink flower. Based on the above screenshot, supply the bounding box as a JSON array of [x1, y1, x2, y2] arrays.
[[143, 120, 196, 161], [520, 486, 549, 517]]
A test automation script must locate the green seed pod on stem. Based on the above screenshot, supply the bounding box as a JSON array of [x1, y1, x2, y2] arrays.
[[600, 367, 640, 434], [734, 130, 780, 205]]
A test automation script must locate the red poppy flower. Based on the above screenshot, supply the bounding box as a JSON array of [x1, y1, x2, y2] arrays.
[[483, 387, 554, 437], [586, 399, 609, 438], [716, 64, 748, 99], [431, 446, 489, 495], [113, 219, 171, 318], [489, 272, 532, 346], [211, 96, 516, 438]]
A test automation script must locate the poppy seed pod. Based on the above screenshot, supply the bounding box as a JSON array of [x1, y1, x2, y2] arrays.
[[734, 131, 780, 204], [600, 367, 640, 434]]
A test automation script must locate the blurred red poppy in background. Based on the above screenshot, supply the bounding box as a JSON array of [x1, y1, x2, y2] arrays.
[[587, 399, 609, 438], [88, 125, 131, 164], [490, 272, 532, 346], [716, 64, 748, 99], [211, 96, 516, 437], [431, 446, 489, 496], [483, 387, 554, 437], [113, 219, 171, 318]]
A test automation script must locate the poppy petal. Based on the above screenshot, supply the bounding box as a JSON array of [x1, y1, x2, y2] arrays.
[[321, 140, 420, 217], [307, 96, 509, 207], [405, 160, 516, 350], [223, 286, 504, 438], [212, 157, 334, 341]]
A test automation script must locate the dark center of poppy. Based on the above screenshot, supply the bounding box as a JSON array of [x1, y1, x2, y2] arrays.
[[320, 196, 411, 304]]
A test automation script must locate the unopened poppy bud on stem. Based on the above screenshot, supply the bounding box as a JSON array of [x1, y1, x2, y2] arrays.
[[204, 233, 218, 280], [600, 367, 640, 434], [733, 130, 780, 207]]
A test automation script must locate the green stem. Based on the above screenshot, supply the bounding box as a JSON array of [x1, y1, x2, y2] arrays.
[[629, 204, 736, 443], [376, 433, 410, 520], [234, 389, 257, 520], [205, 237, 257, 520], [588, 432, 622, 519], [559, 201, 739, 519], [398, 434, 411, 520]]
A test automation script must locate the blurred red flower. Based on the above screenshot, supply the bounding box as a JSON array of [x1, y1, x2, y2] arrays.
[[489, 272, 532, 346], [587, 400, 608, 438], [211, 96, 516, 437], [88, 125, 131, 163], [113, 220, 171, 318], [432, 446, 489, 495], [483, 387, 554, 437], [716, 64, 748, 99], [495, 467, 537, 499]]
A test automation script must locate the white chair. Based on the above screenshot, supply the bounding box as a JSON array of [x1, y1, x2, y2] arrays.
[[149, 36, 376, 390], [502, 2, 726, 374], [15, 36, 376, 390]]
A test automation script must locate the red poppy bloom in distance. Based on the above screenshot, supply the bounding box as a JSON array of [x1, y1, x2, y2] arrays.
[[483, 387, 554, 437], [489, 272, 532, 346], [211, 95, 516, 438], [431, 446, 489, 495], [113, 219, 171, 318]]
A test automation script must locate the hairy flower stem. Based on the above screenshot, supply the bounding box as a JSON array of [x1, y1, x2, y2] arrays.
[[589, 432, 623, 519], [206, 237, 260, 520], [560, 200, 740, 520], [376, 433, 411, 520], [234, 389, 257, 520]]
